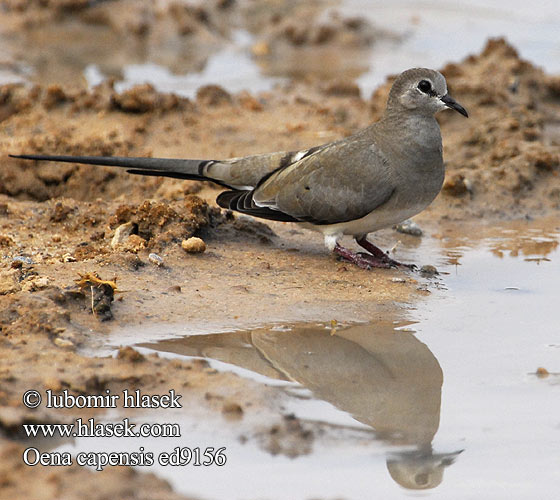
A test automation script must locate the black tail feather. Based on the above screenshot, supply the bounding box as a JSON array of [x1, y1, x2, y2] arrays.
[[10, 154, 197, 171], [10, 154, 232, 188]]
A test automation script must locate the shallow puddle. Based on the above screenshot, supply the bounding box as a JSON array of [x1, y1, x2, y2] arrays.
[[56, 218, 560, 499]]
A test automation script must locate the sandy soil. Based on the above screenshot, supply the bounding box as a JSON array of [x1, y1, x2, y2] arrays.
[[1, 1, 560, 498]]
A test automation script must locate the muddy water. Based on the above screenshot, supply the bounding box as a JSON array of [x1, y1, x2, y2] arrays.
[[59, 219, 560, 499], [101, 0, 560, 98], [5, 1, 557, 96]]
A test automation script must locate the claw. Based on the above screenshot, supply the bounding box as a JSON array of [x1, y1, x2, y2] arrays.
[[334, 244, 393, 269], [356, 237, 414, 269]]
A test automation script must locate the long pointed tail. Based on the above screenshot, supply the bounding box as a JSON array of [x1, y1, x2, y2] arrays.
[[9, 154, 233, 187]]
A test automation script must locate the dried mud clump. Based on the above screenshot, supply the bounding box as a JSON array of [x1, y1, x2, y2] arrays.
[[108, 195, 223, 251], [42, 84, 69, 110], [196, 85, 232, 106], [1, 81, 195, 201], [111, 84, 182, 113], [117, 345, 145, 363], [440, 39, 560, 215], [0, 84, 34, 122]]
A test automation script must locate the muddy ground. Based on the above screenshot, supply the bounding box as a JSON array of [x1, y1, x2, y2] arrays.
[[0, 1, 560, 498]]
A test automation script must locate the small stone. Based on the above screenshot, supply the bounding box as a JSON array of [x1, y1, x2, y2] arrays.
[[111, 222, 136, 249], [419, 265, 438, 276], [394, 219, 423, 236], [181, 237, 206, 254], [148, 253, 164, 266], [391, 277, 406, 283], [62, 253, 76, 262], [54, 338, 74, 349]]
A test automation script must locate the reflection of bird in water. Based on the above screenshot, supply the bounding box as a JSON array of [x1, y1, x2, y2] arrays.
[[139, 320, 461, 489], [386, 447, 461, 490]]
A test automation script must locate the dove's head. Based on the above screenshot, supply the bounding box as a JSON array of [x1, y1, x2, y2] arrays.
[[387, 68, 468, 118]]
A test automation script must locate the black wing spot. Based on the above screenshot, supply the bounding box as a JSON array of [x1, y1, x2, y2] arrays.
[[216, 190, 299, 223]]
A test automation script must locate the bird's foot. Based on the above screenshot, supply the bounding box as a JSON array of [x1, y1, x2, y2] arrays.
[[356, 237, 416, 270], [334, 243, 393, 269]]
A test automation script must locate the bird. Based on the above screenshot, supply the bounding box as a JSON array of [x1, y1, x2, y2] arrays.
[[11, 68, 467, 269]]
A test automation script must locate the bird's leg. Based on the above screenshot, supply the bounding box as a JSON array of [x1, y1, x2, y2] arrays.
[[356, 236, 415, 269], [333, 243, 393, 269]]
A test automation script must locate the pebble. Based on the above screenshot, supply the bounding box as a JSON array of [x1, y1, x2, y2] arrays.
[[394, 219, 423, 236], [111, 222, 136, 249], [148, 253, 164, 267], [419, 265, 438, 276], [54, 337, 74, 349], [181, 237, 206, 254]]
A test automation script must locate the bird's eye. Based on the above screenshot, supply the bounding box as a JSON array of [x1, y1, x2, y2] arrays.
[[418, 80, 432, 93]]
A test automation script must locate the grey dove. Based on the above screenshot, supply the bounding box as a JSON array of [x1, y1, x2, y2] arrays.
[[12, 68, 468, 269]]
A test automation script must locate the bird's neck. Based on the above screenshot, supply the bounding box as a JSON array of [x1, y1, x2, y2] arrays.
[[378, 111, 442, 153]]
